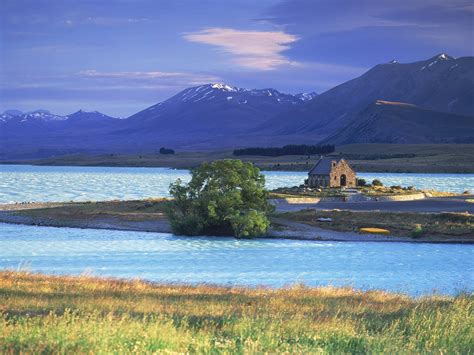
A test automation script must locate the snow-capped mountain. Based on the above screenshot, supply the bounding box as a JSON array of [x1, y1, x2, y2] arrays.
[[148, 83, 305, 106], [0, 110, 66, 123], [1, 109, 117, 124], [1, 53, 473, 158], [65, 110, 117, 121], [126, 83, 307, 136], [295, 92, 318, 101]]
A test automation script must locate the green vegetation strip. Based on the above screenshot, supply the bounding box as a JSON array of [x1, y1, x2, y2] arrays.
[[0, 272, 472, 353]]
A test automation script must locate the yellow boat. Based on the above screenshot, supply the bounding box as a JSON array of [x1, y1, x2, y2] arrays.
[[359, 227, 390, 235]]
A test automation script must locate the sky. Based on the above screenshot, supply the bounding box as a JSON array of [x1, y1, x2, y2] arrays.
[[1, 0, 473, 117]]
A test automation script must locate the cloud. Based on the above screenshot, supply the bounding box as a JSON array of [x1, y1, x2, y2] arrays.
[[63, 16, 150, 27], [183, 28, 299, 70], [77, 69, 220, 86]]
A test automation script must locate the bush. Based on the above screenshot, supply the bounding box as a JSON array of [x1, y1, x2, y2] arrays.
[[390, 185, 402, 190], [411, 224, 423, 238], [372, 179, 384, 187], [356, 178, 367, 187], [159, 147, 175, 154], [166, 160, 273, 237]]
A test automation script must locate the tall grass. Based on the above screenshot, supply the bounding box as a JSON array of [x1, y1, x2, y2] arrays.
[[0, 272, 472, 353]]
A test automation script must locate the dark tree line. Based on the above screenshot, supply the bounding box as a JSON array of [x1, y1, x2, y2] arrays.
[[159, 147, 175, 155], [233, 144, 335, 157]]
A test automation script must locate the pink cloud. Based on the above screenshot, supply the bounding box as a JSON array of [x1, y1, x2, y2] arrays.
[[184, 28, 299, 70]]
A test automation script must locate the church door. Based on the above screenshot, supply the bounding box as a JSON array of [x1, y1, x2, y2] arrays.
[[340, 174, 347, 186]]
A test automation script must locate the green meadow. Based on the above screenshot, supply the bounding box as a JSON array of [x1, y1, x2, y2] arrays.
[[0, 272, 472, 353]]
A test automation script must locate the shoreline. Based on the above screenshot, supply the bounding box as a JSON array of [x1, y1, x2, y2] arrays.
[[2, 161, 474, 174], [1, 201, 472, 244]]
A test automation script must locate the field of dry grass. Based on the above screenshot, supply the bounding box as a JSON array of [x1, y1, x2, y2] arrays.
[[0, 272, 472, 353]]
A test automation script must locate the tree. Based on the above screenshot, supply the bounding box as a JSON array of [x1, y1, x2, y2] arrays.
[[356, 178, 367, 187], [159, 147, 175, 155], [166, 160, 273, 237], [372, 179, 383, 187]]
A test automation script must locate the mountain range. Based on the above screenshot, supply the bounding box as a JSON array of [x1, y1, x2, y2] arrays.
[[1, 53, 473, 159]]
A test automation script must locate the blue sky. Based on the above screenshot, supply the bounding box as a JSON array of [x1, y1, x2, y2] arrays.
[[1, 0, 473, 116]]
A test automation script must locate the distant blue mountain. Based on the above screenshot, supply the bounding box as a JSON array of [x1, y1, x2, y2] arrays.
[[1, 54, 472, 159]]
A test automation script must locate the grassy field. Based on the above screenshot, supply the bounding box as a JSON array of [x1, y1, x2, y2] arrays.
[[278, 210, 474, 239], [5, 143, 474, 173], [0, 272, 472, 353]]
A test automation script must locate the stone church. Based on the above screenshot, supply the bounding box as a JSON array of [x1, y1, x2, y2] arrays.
[[307, 156, 356, 188]]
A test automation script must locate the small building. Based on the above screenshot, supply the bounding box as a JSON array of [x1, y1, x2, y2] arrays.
[[307, 156, 356, 188]]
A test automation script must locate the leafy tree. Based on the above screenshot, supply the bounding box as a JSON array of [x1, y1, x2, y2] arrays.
[[372, 179, 384, 187], [356, 178, 367, 187], [166, 160, 273, 237]]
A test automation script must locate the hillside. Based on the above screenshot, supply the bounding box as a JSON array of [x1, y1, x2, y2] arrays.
[[324, 100, 474, 144], [263, 54, 474, 137]]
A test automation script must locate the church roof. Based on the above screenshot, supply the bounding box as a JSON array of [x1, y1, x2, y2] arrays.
[[308, 157, 343, 175]]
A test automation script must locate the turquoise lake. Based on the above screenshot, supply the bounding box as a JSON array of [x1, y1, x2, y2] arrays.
[[0, 165, 473, 295], [0, 165, 473, 203], [1, 223, 472, 296]]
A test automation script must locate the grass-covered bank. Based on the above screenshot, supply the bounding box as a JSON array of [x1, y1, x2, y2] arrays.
[[278, 210, 474, 240], [0, 272, 472, 353]]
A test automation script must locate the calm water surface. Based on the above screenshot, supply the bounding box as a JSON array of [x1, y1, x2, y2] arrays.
[[1, 223, 472, 296], [1, 165, 473, 203]]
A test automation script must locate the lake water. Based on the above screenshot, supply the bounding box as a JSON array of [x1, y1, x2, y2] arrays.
[[1, 223, 472, 296], [1, 165, 473, 295], [1, 165, 473, 203]]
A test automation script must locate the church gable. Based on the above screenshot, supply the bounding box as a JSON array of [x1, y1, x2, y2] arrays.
[[307, 157, 356, 188]]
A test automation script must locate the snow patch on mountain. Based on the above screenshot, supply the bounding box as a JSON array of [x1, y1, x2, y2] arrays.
[[296, 92, 318, 101]]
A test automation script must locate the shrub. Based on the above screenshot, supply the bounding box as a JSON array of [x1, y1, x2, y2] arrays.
[[356, 178, 367, 187], [390, 185, 402, 190], [372, 179, 384, 187], [411, 224, 423, 238], [166, 160, 273, 237]]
